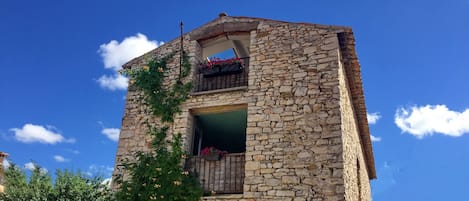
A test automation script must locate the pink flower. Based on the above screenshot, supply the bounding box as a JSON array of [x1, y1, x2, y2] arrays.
[[203, 57, 243, 69], [200, 146, 228, 156]]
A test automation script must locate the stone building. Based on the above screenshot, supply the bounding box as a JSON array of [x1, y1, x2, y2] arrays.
[[0, 152, 8, 193], [113, 14, 376, 201]]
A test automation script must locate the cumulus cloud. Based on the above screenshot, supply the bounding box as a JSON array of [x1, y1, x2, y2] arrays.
[[85, 165, 114, 178], [395, 104, 469, 138], [54, 155, 70, 163], [101, 128, 120, 142], [10, 124, 75, 144], [24, 162, 36, 171], [67, 149, 80, 155], [24, 162, 48, 173], [370, 135, 382, 142], [367, 112, 381, 125], [3, 160, 10, 169], [97, 33, 162, 91], [98, 33, 160, 71], [97, 74, 129, 91], [367, 112, 382, 142]]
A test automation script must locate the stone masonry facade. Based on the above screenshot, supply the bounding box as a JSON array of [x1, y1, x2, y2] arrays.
[[0, 152, 8, 193], [113, 15, 375, 201]]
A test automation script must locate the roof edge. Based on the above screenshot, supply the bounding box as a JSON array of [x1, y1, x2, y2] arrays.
[[338, 31, 377, 179], [122, 15, 353, 69]]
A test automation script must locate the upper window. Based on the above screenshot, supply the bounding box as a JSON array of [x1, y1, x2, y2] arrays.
[[200, 33, 250, 59], [193, 34, 251, 93]]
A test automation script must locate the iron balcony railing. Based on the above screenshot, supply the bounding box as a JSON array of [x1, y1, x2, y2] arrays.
[[186, 153, 245, 195], [193, 57, 249, 92]]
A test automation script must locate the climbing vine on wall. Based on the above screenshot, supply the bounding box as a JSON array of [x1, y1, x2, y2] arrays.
[[121, 52, 193, 123], [116, 51, 203, 201]]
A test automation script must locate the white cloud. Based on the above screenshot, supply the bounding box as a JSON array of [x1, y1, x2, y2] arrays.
[[97, 33, 161, 91], [367, 112, 382, 142], [85, 165, 114, 178], [370, 135, 382, 142], [24, 162, 48, 173], [395, 104, 469, 138], [53, 155, 70, 163], [3, 160, 10, 169], [97, 74, 129, 91], [67, 149, 80, 155], [102, 178, 112, 187], [98, 33, 160, 71], [101, 128, 120, 142], [24, 162, 36, 171], [10, 124, 74, 144], [367, 112, 381, 125]]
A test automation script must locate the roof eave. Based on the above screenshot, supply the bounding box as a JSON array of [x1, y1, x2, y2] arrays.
[[337, 31, 377, 179]]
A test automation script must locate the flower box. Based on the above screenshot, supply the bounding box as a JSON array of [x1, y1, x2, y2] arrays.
[[203, 154, 222, 161], [200, 66, 221, 77], [200, 58, 244, 78], [200, 146, 227, 161], [219, 63, 244, 74]]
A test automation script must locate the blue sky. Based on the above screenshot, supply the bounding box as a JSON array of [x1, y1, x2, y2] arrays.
[[1, 0, 468, 200]]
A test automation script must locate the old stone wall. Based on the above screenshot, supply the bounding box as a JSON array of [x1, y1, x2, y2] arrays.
[[0, 152, 7, 193], [113, 16, 373, 201], [240, 21, 347, 201], [338, 55, 371, 201]]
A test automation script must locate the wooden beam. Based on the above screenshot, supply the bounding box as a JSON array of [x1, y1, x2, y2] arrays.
[[190, 104, 247, 115], [190, 21, 258, 41]]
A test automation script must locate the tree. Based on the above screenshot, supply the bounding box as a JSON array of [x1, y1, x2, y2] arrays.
[[114, 127, 203, 201], [53, 169, 113, 201], [1, 164, 29, 201], [0, 163, 113, 201]]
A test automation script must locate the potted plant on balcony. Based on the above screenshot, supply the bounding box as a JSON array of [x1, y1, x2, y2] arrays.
[[199, 57, 244, 77], [200, 146, 228, 161]]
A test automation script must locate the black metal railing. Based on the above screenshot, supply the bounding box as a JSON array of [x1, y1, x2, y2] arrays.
[[185, 153, 245, 194], [193, 58, 249, 92]]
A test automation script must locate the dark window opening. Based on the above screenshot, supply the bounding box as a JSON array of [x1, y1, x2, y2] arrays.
[[187, 108, 247, 195], [357, 158, 362, 200], [192, 109, 247, 155]]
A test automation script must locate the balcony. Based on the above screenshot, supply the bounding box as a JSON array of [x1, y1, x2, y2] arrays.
[[193, 58, 249, 93], [186, 153, 245, 195]]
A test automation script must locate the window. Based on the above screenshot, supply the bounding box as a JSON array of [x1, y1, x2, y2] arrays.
[[185, 105, 247, 195], [357, 158, 362, 200], [192, 109, 247, 155], [193, 34, 250, 92]]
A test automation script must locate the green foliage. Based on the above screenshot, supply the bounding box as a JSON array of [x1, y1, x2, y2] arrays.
[[0, 163, 113, 201], [121, 52, 193, 123], [54, 170, 113, 201], [114, 128, 202, 201], [27, 165, 53, 200], [116, 51, 203, 200], [1, 165, 29, 200]]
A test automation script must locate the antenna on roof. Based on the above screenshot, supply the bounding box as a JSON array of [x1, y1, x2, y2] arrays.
[[178, 21, 184, 84]]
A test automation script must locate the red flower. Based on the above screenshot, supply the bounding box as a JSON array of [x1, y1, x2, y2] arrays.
[[203, 57, 243, 69], [200, 146, 228, 156]]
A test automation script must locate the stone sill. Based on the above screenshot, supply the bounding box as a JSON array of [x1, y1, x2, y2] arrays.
[[202, 194, 243, 200], [191, 86, 248, 96]]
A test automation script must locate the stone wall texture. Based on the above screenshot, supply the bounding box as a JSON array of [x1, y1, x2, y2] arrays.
[[0, 152, 8, 193], [113, 16, 375, 201]]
